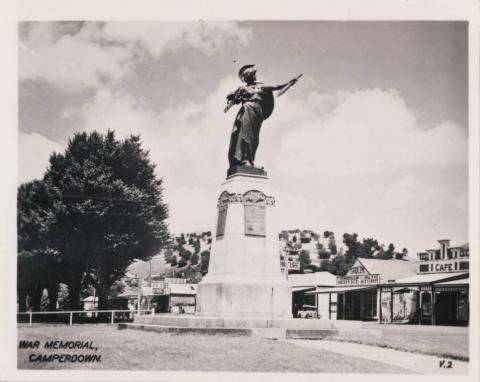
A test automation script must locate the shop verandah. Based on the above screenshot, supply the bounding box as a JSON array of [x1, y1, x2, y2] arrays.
[[306, 272, 469, 326]]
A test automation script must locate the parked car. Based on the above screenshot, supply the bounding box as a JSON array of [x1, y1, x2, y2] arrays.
[[297, 305, 320, 319]]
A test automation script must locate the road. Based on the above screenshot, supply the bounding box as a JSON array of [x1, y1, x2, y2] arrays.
[[288, 339, 469, 375]]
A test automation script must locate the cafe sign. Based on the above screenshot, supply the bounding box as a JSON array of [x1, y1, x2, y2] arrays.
[[418, 259, 469, 274], [336, 273, 381, 286]]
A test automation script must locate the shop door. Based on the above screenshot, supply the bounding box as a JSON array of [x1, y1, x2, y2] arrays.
[[435, 292, 452, 325], [352, 293, 361, 320]]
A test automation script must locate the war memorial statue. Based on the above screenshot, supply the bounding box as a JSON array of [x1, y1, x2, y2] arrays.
[[224, 64, 301, 173], [135, 65, 310, 326], [193, 65, 302, 319]]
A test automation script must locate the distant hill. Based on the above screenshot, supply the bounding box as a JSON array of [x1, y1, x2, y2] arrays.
[[128, 229, 343, 277]]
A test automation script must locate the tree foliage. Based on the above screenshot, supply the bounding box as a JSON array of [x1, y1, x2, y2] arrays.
[[200, 250, 210, 275], [17, 180, 61, 311], [298, 250, 312, 272], [190, 253, 200, 266], [18, 130, 169, 310]]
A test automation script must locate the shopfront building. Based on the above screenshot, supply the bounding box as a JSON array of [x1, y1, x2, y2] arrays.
[[307, 240, 469, 325], [378, 240, 469, 325]]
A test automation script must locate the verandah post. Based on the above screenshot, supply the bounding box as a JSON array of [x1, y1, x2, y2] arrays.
[[390, 288, 393, 323], [378, 286, 382, 323]]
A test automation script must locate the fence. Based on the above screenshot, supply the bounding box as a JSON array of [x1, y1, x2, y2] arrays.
[[17, 309, 154, 327]]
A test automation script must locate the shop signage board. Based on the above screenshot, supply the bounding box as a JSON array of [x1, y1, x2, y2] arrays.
[[280, 259, 300, 271], [349, 265, 368, 275], [122, 286, 140, 297], [417, 259, 470, 273], [165, 278, 187, 284], [336, 273, 380, 286], [141, 286, 154, 296]]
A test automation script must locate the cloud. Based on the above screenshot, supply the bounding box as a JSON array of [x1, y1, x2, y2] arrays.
[[258, 87, 467, 254], [79, 77, 239, 231], [18, 132, 64, 184], [81, 76, 236, 181], [20, 71, 467, 254], [265, 88, 467, 179], [20, 23, 133, 93], [101, 21, 251, 57], [19, 21, 251, 93]]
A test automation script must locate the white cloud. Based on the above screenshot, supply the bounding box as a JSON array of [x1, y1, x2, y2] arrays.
[[101, 21, 251, 57], [81, 76, 236, 180], [266, 88, 467, 179], [20, 23, 133, 92], [33, 77, 467, 255], [79, 77, 238, 231], [18, 133, 64, 184], [259, 87, 467, 254], [19, 21, 251, 92]]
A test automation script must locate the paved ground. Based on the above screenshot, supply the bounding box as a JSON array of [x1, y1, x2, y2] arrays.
[[288, 340, 469, 375], [328, 322, 469, 360]]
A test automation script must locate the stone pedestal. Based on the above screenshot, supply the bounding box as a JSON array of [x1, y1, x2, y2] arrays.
[[195, 169, 292, 318]]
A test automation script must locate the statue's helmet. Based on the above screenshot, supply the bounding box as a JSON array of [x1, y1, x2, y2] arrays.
[[238, 64, 256, 83]]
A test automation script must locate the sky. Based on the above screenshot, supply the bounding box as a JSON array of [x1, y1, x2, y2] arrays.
[[18, 21, 468, 256]]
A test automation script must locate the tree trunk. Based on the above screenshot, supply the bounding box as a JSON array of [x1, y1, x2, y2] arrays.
[[18, 288, 28, 312], [97, 271, 112, 311], [31, 283, 44, 312], [67, 279, 82, 310], [47, 284, 59, 311]]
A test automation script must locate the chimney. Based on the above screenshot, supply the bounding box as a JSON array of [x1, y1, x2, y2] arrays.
[[438, 239, 450, 259]]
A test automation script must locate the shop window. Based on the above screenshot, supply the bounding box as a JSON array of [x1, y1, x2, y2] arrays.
[[457, 291, 469, 322], [419, 264, 429, 273], [421, 292, 432, 318], [361, 291, 377, 318], [419, 253, 429, 261]]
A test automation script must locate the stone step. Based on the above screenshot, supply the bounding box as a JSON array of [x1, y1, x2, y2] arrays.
[[134, 314, 364, 330], [119, 322, 381, 340]]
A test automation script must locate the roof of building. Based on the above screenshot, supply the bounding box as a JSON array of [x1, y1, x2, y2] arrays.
[[81, 296, 97, 302], [357, 258, 417, 282], [169, 283, 197, 295], [306, 285, 377, 294], [386, 272, 468, 285], [435, 278, 470, 286], [288, 272, 337, 287]]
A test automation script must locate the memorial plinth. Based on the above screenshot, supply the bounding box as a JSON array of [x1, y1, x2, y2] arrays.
[[128, 169, 371, 338], [195, 167, 292, 318]]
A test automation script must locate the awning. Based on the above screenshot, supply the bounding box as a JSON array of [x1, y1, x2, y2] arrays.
[[435, 278, 469, 286], [292, 286, 316, 293], [387, 272, 468, 286], [434, 278, 469, 292], [305, 285, 377, 295]]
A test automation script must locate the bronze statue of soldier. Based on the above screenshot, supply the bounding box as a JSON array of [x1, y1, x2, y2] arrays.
[[224, 65, 301, 171]]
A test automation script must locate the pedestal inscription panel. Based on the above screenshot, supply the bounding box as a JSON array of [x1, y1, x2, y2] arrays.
[[216, 206, 227, 238], [244, 204, 266, 236]]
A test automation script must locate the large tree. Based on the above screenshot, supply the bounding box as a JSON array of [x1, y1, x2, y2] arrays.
[[17, 180, 61, 311], [44, 131, 169, 309], [298, 250, 312, 272]]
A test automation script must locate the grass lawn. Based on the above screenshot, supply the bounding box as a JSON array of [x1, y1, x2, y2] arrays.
[[18, 324, 411, 373], [326, 326, 469, 361]]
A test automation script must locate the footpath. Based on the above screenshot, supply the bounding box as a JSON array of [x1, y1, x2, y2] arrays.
[[287, 340, 469, 375]]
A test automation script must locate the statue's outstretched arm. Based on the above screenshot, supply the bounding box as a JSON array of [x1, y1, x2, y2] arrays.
[[263, 77, 299, 92]]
